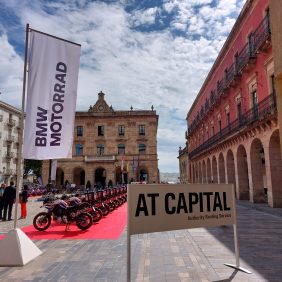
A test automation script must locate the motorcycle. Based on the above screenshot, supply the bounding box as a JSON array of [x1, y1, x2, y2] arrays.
[[33, 198, 93, 231]]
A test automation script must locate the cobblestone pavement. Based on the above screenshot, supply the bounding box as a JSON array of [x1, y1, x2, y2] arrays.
[[0, 199, 282, 282]]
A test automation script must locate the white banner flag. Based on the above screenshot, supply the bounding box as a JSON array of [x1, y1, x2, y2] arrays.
[[23, 30, 81, 159], [50, 160, 57, 181]]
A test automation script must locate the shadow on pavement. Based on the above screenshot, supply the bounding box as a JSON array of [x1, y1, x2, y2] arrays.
[[206, 202, 282, 282], [213, 269, 238, 282]]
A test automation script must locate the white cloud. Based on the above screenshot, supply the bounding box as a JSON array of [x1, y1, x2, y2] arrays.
[[0, 0, 246, 172], [130, 7, 158, 27], [0, 33, 23, 108]]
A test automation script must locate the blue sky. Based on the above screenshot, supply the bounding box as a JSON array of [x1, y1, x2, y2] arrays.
[[0, 0, 246, 173]]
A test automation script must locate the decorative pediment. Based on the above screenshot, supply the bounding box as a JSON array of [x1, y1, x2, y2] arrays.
[[88, 91, 114, 113]]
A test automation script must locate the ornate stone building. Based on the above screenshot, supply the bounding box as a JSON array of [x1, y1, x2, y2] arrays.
[[42, 91, 159, 188], [178, 145, 189, 184], [0, 100, 21, 184], [183, 0, 282, 207]]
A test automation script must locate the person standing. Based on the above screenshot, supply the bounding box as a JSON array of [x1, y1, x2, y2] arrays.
[[0, 183, 6, 220], [20, 185, 29, 219], [2, 181, 16, 221]]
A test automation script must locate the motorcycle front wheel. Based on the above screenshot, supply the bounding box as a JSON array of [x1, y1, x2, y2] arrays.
[[33, 212, 52, 231], [92, 208, 103, 223], [76, 212, 93, 230], [100, 204, 110, 216]]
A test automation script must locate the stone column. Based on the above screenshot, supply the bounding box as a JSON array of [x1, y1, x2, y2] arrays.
[[233, 153, 240, 199], [270, 0, 282, 159]]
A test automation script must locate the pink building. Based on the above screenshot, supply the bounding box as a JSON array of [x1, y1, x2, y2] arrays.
[[185, 0, 282, 207]]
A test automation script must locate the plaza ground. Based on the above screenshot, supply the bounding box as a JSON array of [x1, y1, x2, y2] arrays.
[[0, 197, 282, 281]]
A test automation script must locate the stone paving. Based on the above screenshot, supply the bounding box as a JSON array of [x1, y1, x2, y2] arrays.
[[0, 199, 282, 281]]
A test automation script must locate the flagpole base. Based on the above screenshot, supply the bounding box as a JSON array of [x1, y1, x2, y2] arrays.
[[224, 263, 252, 274], [0, 228, 42, 266]]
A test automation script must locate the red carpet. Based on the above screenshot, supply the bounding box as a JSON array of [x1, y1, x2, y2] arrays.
[[1, 203, 127, 240]]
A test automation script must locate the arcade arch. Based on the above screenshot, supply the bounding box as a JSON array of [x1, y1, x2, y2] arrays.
[[218, 153, 225, 183], [95, 167, 106, 188], [268, 130, 282, 207], [250, 138, 266, 203], [236, 145, 250, 200], [207, 158, 211, 183], [73, 167, 85, 188], [226, 150, 236, 195], [212, 156, 218, 183]]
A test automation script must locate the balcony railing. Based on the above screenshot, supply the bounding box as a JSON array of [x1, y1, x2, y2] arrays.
[[189, 93, 276, 159], [4, 169, 15, 176], [5, 152, 14, 159], [85, 155, 116, 162], [253, 13, 271, 52], [7, 119, 16, 127], [6, 135, 15, 143], [188, 14, 271, 138]]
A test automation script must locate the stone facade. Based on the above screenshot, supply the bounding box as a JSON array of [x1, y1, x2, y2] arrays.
[[0, 100, 21, 184], [42, 92, 159, 188], [178, 145, 189, 184], [183, 0, 282, 207]]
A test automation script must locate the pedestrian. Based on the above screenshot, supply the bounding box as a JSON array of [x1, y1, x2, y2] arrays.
[[2, 181, 16, 221], [0, 183, 6, 220], [19, 185, 29, 219]]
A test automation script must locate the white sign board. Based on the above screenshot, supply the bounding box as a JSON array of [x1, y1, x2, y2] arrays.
[[128, 184, 236, 235], [23, 30, 81, 160], [127, 184, 250, 282]]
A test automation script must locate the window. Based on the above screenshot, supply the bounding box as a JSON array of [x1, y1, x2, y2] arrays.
[[218, 120, 222, 133], [75, 144, 83, 156], [252, 90, 258, 107], [97, 144, 104, 155], [211, 126, 214, 137], [139, 125, 145, 135], [98, 125, 104, 136], [237, 102, 242, 119], [271, 75, 275, 94], [118, 125, 125, 136], [118, 144, 125, 155], [139, 143, 146, 154], [227, 112, 230, 125], [77, 126, 83, 137]]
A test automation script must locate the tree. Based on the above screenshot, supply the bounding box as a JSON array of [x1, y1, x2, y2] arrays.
[[24, 159, 42, 178]]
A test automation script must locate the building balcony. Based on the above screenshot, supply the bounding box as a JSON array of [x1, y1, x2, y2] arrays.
[[5, 152, 14, 159], [189, 93, 276, 160], [4, 168, 15, 176], [6, 119, 16, 127], [189, 15, 271, 136], [253, 13, 271, 53], [85, 155, 116, 162], [6, 135, 15, 143]]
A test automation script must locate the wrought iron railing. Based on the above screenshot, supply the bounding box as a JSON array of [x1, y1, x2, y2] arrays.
[[189, 93, 276, 159], [187, 14, 271, 138], [5, 151, 14, 159], [253, 13, 271, 52], [225, 63, 235, 89], [7, 119, 15, 127]]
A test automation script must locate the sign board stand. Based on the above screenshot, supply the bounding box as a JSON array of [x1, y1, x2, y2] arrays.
[[127, 184, 251, 281], [224, 223, 251, 274]]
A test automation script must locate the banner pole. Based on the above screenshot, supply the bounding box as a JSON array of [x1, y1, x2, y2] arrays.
[[127, 184, 131, 282], [14, 23, 29, 229]]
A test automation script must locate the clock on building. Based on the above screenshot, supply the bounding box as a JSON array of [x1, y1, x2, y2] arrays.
[[98, 105, 104, 111]]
